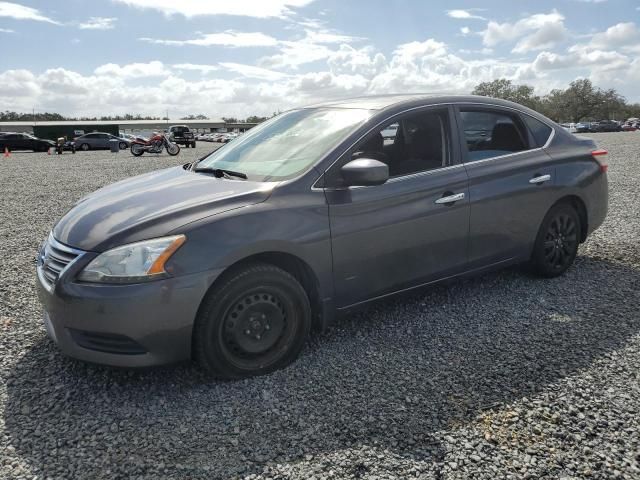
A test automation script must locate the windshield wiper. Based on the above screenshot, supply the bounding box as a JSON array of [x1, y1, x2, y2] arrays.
[[193, 167, 247, 180]]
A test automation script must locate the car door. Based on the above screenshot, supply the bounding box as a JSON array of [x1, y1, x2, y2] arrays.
[[80, 134, 94, 148], [95, 133, 109, 148], [323, 106, 470, 307], [455, 105, 556, 269]]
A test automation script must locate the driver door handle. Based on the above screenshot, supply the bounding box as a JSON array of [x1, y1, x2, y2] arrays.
[[529, 174, 551, 184], [435, 192, 465, 204]]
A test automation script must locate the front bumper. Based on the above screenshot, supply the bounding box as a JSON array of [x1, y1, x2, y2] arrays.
[[36, 258, 219, 367]]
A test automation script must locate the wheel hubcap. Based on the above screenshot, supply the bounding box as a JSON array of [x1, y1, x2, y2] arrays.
[[543, 213, 577, 269]]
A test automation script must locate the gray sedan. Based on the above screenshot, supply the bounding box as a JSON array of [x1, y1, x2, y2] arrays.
[[36, 94, 608, 378], [74, 132, 130, 151]]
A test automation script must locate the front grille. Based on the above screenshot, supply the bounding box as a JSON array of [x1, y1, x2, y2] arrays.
[[69, 329, 147, 355], [38, 234, 84, 290]]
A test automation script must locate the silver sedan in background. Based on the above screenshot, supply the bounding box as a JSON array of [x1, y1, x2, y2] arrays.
[[74, 132, 131, 151]]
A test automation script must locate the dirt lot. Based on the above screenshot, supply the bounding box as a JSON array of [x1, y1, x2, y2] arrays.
[[0, 135, 639, 479]]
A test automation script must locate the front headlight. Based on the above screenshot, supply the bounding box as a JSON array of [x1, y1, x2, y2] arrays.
[[77, 235, 186, 284]]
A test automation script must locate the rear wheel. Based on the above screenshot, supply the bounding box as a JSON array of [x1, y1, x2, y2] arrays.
[[193, 263, 311, 379], [119, 142, 127, 150], [130, 144, 144, 156], [530, 203, 581, 278]]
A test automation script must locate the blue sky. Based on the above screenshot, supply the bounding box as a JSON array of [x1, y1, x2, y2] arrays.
[[0, 0, 639, 118]]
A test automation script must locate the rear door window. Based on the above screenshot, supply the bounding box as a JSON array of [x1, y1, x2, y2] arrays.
[[459, 109, 531, 162]]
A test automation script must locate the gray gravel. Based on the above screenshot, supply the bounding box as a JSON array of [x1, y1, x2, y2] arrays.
[[1, 135, 639, 479]]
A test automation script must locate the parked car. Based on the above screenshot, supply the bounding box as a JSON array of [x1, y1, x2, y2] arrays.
[[574, 122, 591, 133], [594, 120, 622, 132], [0, 132, 55, 152], [74, 133, 130, 151], [168, 125, 196, 148], [36, 94, 608, 378], [221, 132, 239, 143], [621, 122, 639, 132]]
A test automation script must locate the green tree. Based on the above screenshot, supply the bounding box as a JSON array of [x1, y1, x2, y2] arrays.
[[472, 79, 540, 109]]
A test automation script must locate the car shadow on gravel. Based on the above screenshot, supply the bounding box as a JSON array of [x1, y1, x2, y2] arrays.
[[4, 255, 640, 478]]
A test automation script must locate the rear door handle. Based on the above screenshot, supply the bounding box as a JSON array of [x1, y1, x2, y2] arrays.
[[435, 192, 465, 204], [529, 174, 551, 184]]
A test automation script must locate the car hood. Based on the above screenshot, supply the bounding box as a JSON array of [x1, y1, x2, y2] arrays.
[[53, 166, 273, 252]]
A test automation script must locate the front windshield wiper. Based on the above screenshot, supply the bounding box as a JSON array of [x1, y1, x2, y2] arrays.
[[193, 167, 247, 180]]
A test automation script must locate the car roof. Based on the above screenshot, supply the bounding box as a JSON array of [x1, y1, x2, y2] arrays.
[[303, 93, 530, 111]]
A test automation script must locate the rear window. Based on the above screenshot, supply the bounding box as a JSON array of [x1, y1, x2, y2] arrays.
[[523, 115, 553, 147]]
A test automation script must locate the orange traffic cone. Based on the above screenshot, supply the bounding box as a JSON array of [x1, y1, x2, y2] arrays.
[[3, 147, 9, 157]]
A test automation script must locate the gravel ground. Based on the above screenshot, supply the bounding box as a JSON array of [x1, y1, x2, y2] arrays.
[[1, 135, 639, 479]]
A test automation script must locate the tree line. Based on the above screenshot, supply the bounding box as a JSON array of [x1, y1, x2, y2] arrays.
[[472, 78, 640, 123]]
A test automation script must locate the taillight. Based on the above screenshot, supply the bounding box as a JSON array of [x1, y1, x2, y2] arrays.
[[591, 149, 608, 173]]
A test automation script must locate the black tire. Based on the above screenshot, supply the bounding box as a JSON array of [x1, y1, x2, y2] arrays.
[[530, 203, 581, 278], [119, 142, 127, 150], [167, 144, 180, 156], [191, 142, 196, 148], [80, 143, 89, 151], [130, 144, 144, 156], [193, 263, 312, 379]]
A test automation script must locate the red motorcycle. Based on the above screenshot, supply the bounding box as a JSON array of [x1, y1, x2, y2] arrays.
[[130, 133, 180, 156]]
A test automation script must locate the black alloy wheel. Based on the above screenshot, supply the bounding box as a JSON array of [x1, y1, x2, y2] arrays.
[[530, 203, 581, 277]]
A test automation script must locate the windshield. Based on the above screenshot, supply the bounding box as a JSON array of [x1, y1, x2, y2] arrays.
[[196, 108, 371, 181]]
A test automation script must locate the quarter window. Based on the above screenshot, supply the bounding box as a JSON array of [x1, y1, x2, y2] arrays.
[[459, 109, 530, 162], [523, 114, 553, 147]]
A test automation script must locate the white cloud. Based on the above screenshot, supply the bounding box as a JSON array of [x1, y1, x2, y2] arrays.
[[0, 1, 58, 24], [94, 61, 170, 78], [446, 9, 486, 20], [79, 17, 117, 30], [588, 22, 640, 49], [483, 10, 567, 53], [140, 31, 278, 47], [0, 27, 14, 32], [533, 48, 629, 72], [327, 45, 386, 77], [259, 27, 362, 69], [172, 63, 219, 73], [112, 0, 315, 18], [460, 27, 470, 35], [220, 62, 290, 81], [513, 21, 567, 53], [0, 69, 40, 97]]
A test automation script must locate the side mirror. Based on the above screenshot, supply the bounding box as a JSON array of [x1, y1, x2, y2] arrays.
[[341, 158, 389, 187]]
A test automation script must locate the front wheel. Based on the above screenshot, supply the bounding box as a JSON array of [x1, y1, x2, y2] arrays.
[[193, 264, 312, 379], [80, 143, 89, 151], [529, 203, 581, 278], [130, 144, 144, 156], [167, 143, 180, 156]]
